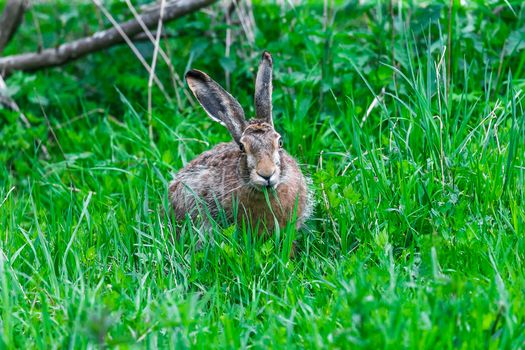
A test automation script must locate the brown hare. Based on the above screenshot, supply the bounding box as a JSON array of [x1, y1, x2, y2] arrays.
[[169, 52, 312, 231]]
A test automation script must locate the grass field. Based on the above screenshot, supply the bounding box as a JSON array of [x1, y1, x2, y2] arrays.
[[1, 0, 525, 348]]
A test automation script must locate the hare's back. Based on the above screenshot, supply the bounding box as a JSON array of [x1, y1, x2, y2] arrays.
[[172, 142, 240, 185], [186, 142, 240, 169], [169, 142, 240, 218]]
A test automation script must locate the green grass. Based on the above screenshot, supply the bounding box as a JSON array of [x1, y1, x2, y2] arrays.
[[1, 0, 525, 348]]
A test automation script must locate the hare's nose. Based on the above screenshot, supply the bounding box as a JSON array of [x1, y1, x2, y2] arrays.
[[257, 170, 275, 182]]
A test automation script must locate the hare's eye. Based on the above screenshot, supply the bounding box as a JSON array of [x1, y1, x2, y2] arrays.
[[278, 139, 283, 148], [239, 143, 245, 152]]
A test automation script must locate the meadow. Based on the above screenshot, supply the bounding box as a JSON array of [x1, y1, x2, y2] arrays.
[[1, 0, 524, 348]]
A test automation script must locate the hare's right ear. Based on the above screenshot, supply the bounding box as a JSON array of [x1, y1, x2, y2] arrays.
[[186, 69, 246, 143], [254, 51, 273, 125]]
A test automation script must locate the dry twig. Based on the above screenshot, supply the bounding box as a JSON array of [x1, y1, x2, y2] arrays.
[[0, 0, 217, 74], [147, 0, 166, 142]]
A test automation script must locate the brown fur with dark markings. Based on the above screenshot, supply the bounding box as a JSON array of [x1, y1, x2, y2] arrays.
[[169, 52, 312, 231]]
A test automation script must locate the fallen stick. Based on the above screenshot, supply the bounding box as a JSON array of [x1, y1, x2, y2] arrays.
[[0, 0, 216, 75]]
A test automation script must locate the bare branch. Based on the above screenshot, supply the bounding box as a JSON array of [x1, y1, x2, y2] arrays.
[[0, 0, 217, 74], [0, 0, 28, 54]]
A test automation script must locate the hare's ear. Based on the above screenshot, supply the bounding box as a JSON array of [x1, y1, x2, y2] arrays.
[[254, 51, 273, 125], [186, 69, 246, 143]]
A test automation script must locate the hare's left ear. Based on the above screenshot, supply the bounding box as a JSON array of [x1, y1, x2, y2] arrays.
[[254, 51, 273, 125], [186, 69, 246, 144]]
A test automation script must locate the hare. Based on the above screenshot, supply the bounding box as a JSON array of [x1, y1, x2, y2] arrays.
[[169, 52, 312, 231]]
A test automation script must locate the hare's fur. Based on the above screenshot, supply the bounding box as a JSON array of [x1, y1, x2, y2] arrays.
[[169, 140, 311, 230], [169, 52, 312, 230]]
